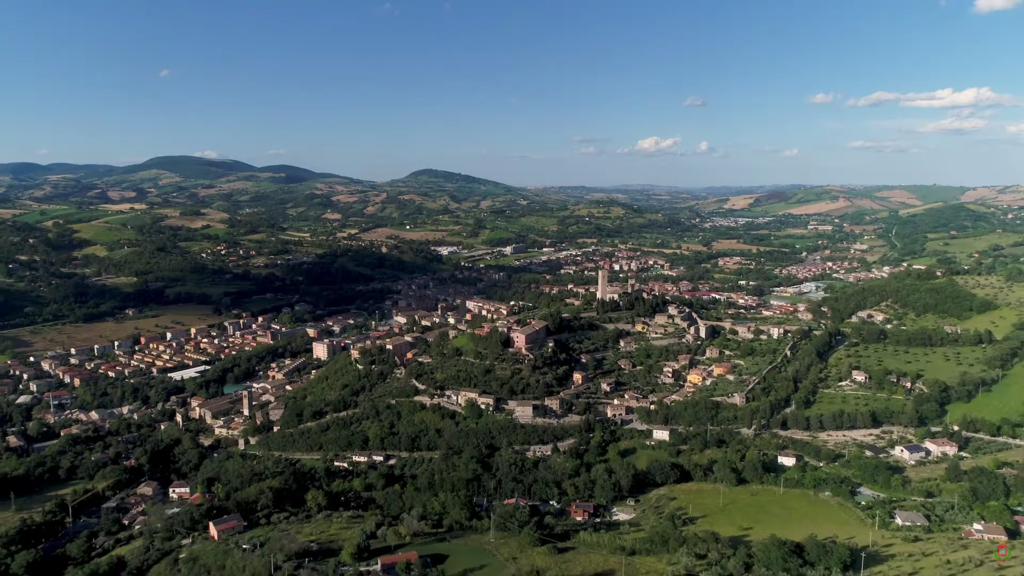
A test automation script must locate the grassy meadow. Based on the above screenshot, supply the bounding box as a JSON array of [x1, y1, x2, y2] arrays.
[[947, 363, 1024, 422]]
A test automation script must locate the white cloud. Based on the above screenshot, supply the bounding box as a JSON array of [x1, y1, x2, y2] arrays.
[[917, 117, 990, 133], [159, 69, 171, 78], [782, 148, 800, 157], [266, 149, 288, 155], [808, 93, 836, 104], [193, 151, 219, 159], [846, 87, 1016, 108], [848, 140, 920, 153], [574, 146, 603, 155], [1007, 123, 1024, 134], [683, 97, 707, 107], [618, 136, 681, 155], [616, 137, 722, 157], [974, 0, 1022, 13], [35, 149, 49, 155]]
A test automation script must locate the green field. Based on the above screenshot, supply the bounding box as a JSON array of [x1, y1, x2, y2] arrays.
[[906, 445, 1024, 480], [835, 344, 988, 380], [947, 363, 1024, 422], [926, 231, 1024, 256], [74, 245, 111, 257], [0, 480, 92, 530], [397, 536, 509, 575], [12, 207, 76, 224], [955, 276, 1024, 337], [72, 222, 139, 242], [638, 483, 868, 543], [807, 391, 908, 415], [633, 483, 1007, 575]]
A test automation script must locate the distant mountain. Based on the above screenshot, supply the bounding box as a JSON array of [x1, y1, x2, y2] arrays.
[[390, 169, 523, 195], [0, 162, 117, 180]]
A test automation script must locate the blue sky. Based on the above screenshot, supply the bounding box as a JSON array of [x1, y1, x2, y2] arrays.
[[3, 0, 1024, 186]]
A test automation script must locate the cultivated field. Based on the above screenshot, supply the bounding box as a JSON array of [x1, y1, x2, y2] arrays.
[[833, 344, 988, 380], [925, 231, 1024, 256], [0, 209, 27, 219], [724, 194, 762, 209], [4, 304, 224, 352], [956, 276, 1024, 337], [359, 228, 450, 241], [808, 390, 908, 415], [713, 239, 773, 251]]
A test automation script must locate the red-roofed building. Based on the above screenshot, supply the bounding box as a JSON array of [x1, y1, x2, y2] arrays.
[[209, 514, 245, 540], [377, 551, 420, 575], [503, 497, 530, 506], [570, 501, 596, 521]]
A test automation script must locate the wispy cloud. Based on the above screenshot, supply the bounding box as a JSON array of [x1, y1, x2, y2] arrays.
[[917, 116, 990, 133], [574, 146, 604, 155], [35, 149, 49, 155], [846, 87, 1017, 108], [683, 97, 707, 107], [808, 93, 837, 104], [974, 0, 1022, 13], [193, 151, 219, 159], [382, 2, 400, 14], [848, 140, 920, 153], [763, 147, 800, 157], [1007, 123, 1024, 134], [159, 69, 171, 78], [572, 136, 601, 144], [266, 149, 288, 155]]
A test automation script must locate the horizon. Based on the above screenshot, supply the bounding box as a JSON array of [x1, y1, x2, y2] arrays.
[[4, 1, 1024, 186], [6, 155, 1020, 189]]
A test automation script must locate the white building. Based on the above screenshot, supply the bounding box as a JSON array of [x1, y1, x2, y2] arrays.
[[894, 444, 928, 463], [923, 438, 959, 457], [777, 451, 803, 467], [167, 365, 210, 382], [651, 426, 671, 442], [851, 370, 869, 384]]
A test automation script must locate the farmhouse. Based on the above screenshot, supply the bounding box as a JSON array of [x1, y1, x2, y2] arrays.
[[962, 522, 1008, 541], [923, 438, 959, 457], [168, 481, 191, 501], [777, 451, 803, 467], [208, 513, 245, 541], [893, 510, 929, 527], [851, 370, 869, 384], [570, 501, 596, 521], [377, 551, 421, 575], [650, 425, 671, 442]]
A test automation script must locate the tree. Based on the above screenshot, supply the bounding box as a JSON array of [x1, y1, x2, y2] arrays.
[[305, 488, 327, 513], [945, 460, 964, 483]]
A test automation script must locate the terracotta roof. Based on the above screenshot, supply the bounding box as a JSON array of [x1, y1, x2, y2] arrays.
[[379, 551, 420, 568]]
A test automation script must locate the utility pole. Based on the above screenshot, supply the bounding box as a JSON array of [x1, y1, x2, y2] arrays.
[[9, 491, 13, 511], [720, 484, 724, 508], [874, 510, 878, 531], [860, 551, 866, 576], [490, 511, 495, 542], [955, 493, 958, 512], [271, 555, 275, 575], [706, 421, 711, 444], [621, 556, 625, 576], [66, 500, 73, 525], [869, 531, 872, 549]]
